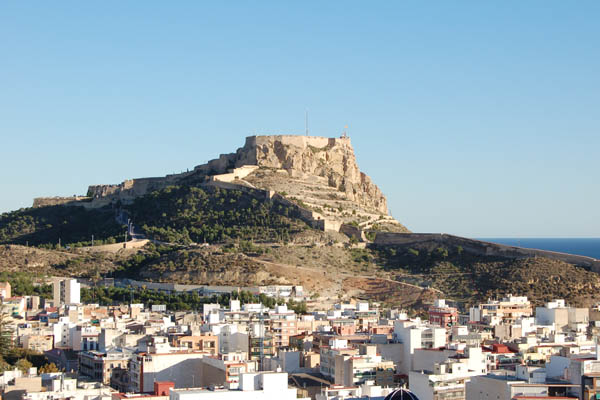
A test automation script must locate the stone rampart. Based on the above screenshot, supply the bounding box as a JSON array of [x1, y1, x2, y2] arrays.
[[87, 171, 194, 205], [340, 224, 367, 242], [33, 196, 92, 208], [202, 180, 266, 198], [209, 165, 259, 183], [316, 219, 343, 232], [372, 233, 600, 270], [251, 134, 348, 149], [270, 193, 338, 232]]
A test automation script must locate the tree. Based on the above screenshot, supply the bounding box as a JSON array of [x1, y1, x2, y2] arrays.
[[15, 358, 33, 374], [0, 356, 9, 373], [0, 303, 13, 359], [39, 363, 59, 373]]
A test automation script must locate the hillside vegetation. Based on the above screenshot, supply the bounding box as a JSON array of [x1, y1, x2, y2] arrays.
[[371, 244, 600, 307], [2, 184, 600, 310], [111, 243, 276, 285], [0, 244, 120, 279], [127, 185, 312, 244], [0, 205, 124, 248], [0, 185, 317, 249]]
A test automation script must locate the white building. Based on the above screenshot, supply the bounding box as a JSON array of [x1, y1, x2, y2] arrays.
[[72, 325, 100, 351], [469, 296, 532, 326], [214, 324, 249, 354], [466, 369, 574, 400], [53, 278, 80, 306], [52, 317, 76, 348], [169, 371, 305, 400], [129, 337, 208, 392], [264, 350, 300, 373], [394, 319, 447, 375], [410, 347, 486, 400]]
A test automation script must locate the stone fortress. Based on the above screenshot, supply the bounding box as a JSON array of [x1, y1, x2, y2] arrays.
[[34, 134, 408, 235]]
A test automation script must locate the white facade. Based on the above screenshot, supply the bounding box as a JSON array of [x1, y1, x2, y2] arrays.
[[466, 373, 559, 400], [130, 352, 207, 392], [394, 320, 447, 375], [410, 360, 480, 400], [52, 317, 76, 348], [53, 278, 80, 305], [170, 372, 303, 400], [72, 326, 99, 351]]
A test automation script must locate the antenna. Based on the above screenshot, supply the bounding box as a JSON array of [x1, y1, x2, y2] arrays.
[[342, 125, 348, 138], [305, 110, 309, 136]]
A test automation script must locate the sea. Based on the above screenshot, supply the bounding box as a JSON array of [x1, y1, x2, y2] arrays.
[[478, 238, 600, 260]]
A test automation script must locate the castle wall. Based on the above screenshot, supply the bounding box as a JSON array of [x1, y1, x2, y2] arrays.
[[254, 135, 331, 149], [209, 165, 259, 183], [203, 180, 261, 194], [33, 197, 92, 208], [340, 224, 367, 242], [86, 171, 195, 205]]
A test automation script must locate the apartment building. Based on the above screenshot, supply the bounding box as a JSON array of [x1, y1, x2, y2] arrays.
[[429, 299, 459, 328], [270, 305, 298, 348], [22, 335, 53, 353], [336, 344, 395, 387], [170, 371, 303, 400], [175, 335, 219, 355], [394, 319, 447, 375], [79, 349, 132, 385], [53, 278, 80, 306], [470, 296, 532, 326], [319, 338, 358, 380]]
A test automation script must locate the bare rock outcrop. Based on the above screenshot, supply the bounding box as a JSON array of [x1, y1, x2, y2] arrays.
[[242, 135, 388, 214]]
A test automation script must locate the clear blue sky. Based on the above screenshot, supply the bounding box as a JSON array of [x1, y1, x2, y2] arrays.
[[1, 2, 598, 237]]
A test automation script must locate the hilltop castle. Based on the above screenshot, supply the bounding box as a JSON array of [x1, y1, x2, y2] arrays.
[[34, 134, 389, 217]]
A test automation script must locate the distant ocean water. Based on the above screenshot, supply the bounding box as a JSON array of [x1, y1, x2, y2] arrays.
[[478, 238, 600, 260]]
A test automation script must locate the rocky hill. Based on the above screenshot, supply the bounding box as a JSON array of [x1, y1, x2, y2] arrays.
[[5, 134, 600, 311]]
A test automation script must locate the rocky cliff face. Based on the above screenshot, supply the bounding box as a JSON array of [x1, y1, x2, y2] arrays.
[[242, 136, 388, 214]]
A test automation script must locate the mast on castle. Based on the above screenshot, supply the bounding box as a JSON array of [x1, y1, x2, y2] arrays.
[[305, 110, 309, 136]]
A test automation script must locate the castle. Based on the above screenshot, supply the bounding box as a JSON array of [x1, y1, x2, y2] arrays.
[[34, 134, 386, 212]]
